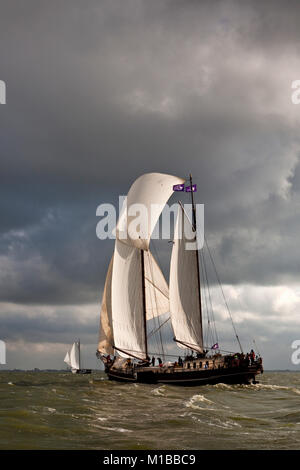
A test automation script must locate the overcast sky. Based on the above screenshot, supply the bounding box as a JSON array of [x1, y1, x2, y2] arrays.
[[1, 0, 300, 370]]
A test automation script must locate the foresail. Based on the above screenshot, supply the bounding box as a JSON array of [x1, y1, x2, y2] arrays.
[[116, 172, 185, 251], [169, 205, 203, 353], [64, 351, 71, 367], [98, 256, 114, 355], [144, 251, 169, 320], [111, 239, 146, 359]]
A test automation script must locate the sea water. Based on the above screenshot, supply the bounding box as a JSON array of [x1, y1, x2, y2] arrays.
[[0, 371, 300, 450]]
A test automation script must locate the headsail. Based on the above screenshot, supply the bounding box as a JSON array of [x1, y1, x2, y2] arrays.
[[116, 173, 185, 251], [64, 351, 71, 367], [98, 256, 114, 355], [144, 251, 169, 319], [169, 205, 203, 353]]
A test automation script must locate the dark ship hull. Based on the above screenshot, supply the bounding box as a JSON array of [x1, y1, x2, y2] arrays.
[[105, 359, 263, 386], [72, 369, 92, 375]]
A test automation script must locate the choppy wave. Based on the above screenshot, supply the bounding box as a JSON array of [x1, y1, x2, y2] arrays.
[[1, 371, 300, 450]]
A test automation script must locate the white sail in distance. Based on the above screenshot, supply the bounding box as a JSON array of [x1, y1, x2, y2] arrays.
[[116, 172, 185, 251], [64, 351, 71, 367], [69, 342, 80, 370], [169, 205, 203, 353]]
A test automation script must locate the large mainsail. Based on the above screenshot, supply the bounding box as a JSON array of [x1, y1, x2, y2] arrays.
[[169, 205, 203, 353], [98, 256, 114, 355], [111, 239, 146, 359]]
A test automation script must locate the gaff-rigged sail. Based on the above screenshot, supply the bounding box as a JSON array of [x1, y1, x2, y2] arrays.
[[116, 173, 185, 251], [97, 256, 114, 356], [169, 205, 203, 353], [111, 239, 146, 359]]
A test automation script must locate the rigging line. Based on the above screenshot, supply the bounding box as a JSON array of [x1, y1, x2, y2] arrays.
[[253, 338, 261, 356], [200, 249, 215, 348], [114, 346, 187, 359], [202, 247, 219, 345], [173, 339, 238, 355], [204, 236, 243, 354], [144, 276, 169, 299], [147, 316, 171, 338]]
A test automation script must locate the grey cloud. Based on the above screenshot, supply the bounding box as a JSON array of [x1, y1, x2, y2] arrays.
[[1, 0, 300, 368]]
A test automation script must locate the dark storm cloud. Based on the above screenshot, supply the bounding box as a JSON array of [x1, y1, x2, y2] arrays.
[[1, 0, 300, 369]]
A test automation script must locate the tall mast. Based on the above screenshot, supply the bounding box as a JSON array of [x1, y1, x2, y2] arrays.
[[141, 250, 148, 359], [189, 173, 203, 348]]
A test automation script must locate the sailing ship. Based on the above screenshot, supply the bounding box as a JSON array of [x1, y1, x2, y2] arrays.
[[96, 173, 263, 385], [64, 340, 91, 374]]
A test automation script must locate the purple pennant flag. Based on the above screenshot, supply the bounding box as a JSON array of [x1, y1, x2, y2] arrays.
[[185, 184, 197, 192], [173, 184, 185, 192], [211, 343, 219, 350]]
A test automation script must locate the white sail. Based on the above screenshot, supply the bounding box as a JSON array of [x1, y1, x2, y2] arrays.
[[111, 239, 146, 359], [117, 172, 185, 251], [144, 251, 169, 319], [98, 256, 114, 355], [64, 351, 71, 367], [169, 205, 203, 353], [69, 342, 80, 370]]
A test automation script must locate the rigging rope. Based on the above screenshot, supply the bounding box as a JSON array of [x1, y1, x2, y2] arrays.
[[204, 236, 243, 353]]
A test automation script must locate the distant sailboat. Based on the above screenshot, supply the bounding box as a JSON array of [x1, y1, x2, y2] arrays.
[[64, 340, 91, 374], [96, 172, 263, 385]]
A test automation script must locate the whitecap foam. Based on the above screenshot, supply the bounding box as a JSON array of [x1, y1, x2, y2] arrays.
[[45, 407, 56, 413], [91, 424, 132, 433], [151, 386, 165, 396], [185, 394, 215, 411], [248, 383, 300, 395]]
